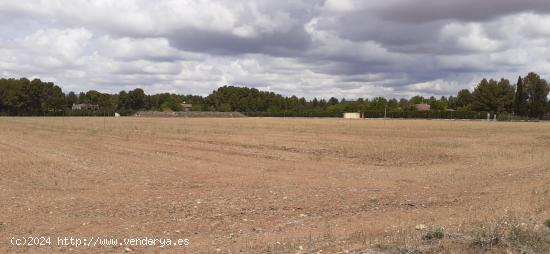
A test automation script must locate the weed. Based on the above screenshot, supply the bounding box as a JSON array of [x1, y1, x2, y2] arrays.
[[471, 226, 500, 247], [423, 227, 445, 240], [509, 226, 550, 253]]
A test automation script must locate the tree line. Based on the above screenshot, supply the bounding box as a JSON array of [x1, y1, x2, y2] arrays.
[[0, 72, 549, 118]]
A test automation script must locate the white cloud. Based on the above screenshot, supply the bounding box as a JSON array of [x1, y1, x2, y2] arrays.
[[323, 0, 355, 12], [95, 36, 203, 61], [440, 23, 502, 52], [2, 1, 550, 99]]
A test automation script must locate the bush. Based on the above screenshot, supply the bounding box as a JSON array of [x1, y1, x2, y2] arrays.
[[423, 227, 445, 240], [472, 227, 500, 247], [545, 219, 550, 229], [509, 226, 550, 253]]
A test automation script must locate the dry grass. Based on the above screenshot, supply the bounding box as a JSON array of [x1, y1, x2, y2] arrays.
[[0, 117, 549, 253]]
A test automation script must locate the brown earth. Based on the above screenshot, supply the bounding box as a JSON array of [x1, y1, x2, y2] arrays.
[[0, 117, 549, 253]]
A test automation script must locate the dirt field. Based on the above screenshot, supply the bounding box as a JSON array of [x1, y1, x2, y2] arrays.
[[1, 117, 549, 253]]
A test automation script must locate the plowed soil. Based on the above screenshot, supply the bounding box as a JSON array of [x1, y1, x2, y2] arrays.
[[1, 117, 549, 253]]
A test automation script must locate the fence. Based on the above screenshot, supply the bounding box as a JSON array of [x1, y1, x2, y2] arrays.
[[362, 111, 491, 120], [244, 112, 341, 117], [244, 111, 492, 120], [135, 111, 246, 118]]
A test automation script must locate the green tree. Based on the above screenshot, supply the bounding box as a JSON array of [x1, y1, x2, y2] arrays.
[[471, 78, 514, 113], [78, 92, 87, 103], [66, 92, 78, 106], [85, 90, 102, 105], [409, 95, 425, 105], [513, 76, 528, 116], [328, 97, 339, 105], [42, 82, 66, 114], [524, 72, 550, 119], [497, 78, 515, 113], [128, 88, 146, 110], [0, 78, 28, 115], [456, 89, 473, 110]]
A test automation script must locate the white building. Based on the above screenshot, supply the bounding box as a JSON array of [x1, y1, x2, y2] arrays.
[[343, 112, 362, 119]]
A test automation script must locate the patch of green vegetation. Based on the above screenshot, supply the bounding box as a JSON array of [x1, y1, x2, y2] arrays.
[[471, 227, 500, 247], [423, 227, 445, 240], [545, 219, 550, 229]]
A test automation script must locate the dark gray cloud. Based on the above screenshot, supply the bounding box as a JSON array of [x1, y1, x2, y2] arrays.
[[1, 0, 550, 99], [169, 26, 312, 56], [376, 0, 550, 23]]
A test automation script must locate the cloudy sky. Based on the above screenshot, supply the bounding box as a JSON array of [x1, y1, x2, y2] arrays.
[[1, 0, 550, 99]]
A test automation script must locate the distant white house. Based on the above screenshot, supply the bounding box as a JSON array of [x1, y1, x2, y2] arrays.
[[72, 103, 99, 111], [343, 112, 362, 119]]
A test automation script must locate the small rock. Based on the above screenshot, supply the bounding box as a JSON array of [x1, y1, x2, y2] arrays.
[[125, 247, 132, 252], [415, 224, 427, 230]]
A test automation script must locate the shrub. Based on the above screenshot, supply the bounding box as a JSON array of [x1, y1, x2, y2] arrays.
[[472, 227, 500, 247], [509, 227, 550, 253], [545, 219, 550, 229], [423, 227, 445, 240]]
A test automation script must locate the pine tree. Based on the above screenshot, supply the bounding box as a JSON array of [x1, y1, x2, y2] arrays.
[[524, 72, 550, 119], [513, 76, 527, 116], [471, 78, 514, 113]]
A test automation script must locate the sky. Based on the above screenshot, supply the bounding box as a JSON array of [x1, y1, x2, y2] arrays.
[[1, 0, 550, 99]]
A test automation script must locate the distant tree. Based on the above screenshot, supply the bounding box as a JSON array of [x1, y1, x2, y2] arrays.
[[513, 76, 528, 116], [42, 82, 66, 114], [456, 89, 473, 110], [2, 73, 550, 118], [85, 90, 102, 105], [471, 79, 497, 112], [398, 98, 410, 111], [25, 79, 45, 115], [438, 96, 449, 110], [447, 96, 458, 110], [471, 78, 514, 113], [311, 98, 319, 108], [66, 92, 78, 106], [497, 78, 515, 113], [387, 98, 399, 111], [78, 92, 87, 104], [0, 78, 28, 115], [409, 95, 425, 105], [128, 88, 146, 110], [524, 72, 550, 119], [370, 97, 387, 111], [97, 93, 117, 114]]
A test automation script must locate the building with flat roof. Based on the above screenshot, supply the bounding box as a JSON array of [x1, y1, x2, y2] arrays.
[[343, 112, 362, 119], [72, 103, 99, 111]]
